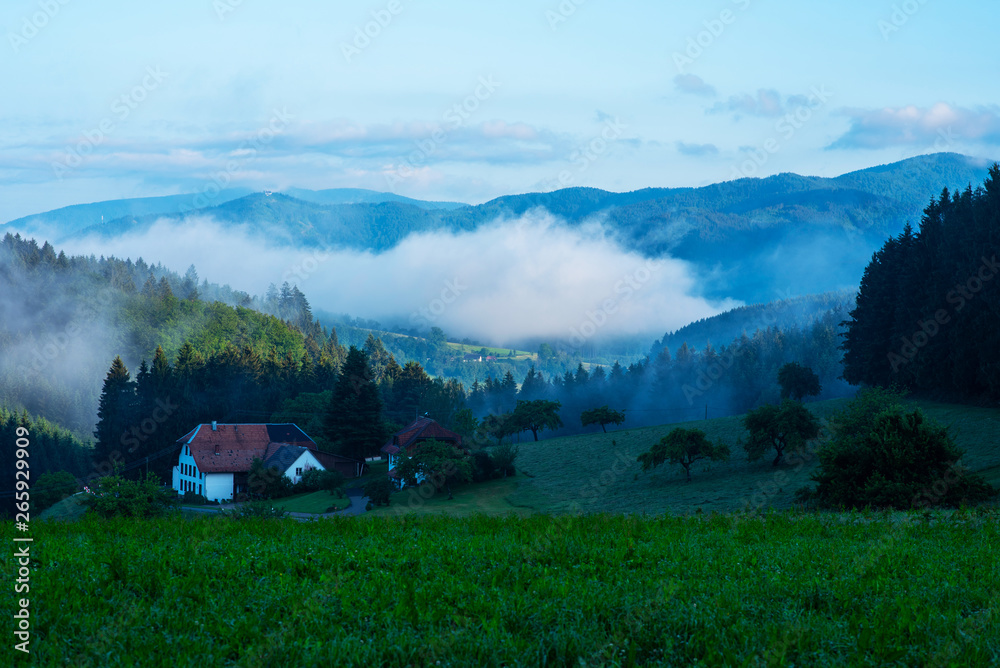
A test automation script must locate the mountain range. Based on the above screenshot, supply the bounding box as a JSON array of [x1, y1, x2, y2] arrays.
[[4, 152, 994, 303]]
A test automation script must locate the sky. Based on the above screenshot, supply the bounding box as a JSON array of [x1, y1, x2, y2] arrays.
[[1, 0, 998, 223]]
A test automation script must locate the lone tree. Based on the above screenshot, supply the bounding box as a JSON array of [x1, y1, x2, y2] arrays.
[[742, 399, 821, 467], [396, 439, 473, 499], [510, 399, 563, 441], [580, 406, 626, 433], [777, 362, 821, 401], [638, 427, 730, 482]]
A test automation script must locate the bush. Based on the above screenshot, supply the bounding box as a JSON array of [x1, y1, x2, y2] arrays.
[[299, 468, 346, 496], [471, 450, 496, 482], [810, 396, 997, 509], [182, 491, 208, 505], [248, 458, 295, 499], [82, 468, 176, 519], [364, 477, 394, 506], [33, 471, 79, 513], [489, 442, 519, 477]]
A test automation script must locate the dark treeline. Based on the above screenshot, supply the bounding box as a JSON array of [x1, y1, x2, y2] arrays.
[[467, 307, 851, 438], [842, 165, 1000, 399], [0, 406, 92, 515]]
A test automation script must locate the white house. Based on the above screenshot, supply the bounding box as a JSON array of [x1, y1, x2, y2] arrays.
[[171, 422, 364, 502]]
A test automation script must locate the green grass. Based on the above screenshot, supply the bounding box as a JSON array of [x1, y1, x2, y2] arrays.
[[352, 459, 388, 490], [7, 512, 999, 666], [445, 341, 535, 360], [35, 493, 88, 522], [274, 490, 350, 514], [367, 475, 532, 518], [499, 397, 1000, 516]]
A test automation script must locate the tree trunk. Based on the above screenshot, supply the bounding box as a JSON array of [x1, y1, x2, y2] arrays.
[[532, 428, 539, 441], [601, 424, 607, 433], [772, 450, 783, 467]]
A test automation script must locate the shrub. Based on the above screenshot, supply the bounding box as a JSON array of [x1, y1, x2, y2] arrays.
[[489, 442, 520, 477], [299, 468, 346, 496], [472, 450, 496, 482], [182, 491, 208, 505], [33, 471, 79, 513], [810, 399, 997, 509], [364, 477, 394, 507], [82, 468, 176, 519], [248, 458, 295, 499]]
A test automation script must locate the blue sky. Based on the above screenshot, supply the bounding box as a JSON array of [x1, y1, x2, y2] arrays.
[[2, 0, 998, 221]]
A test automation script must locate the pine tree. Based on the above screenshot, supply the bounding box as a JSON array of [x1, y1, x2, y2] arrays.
[[323, 346, 387, 461], [93, 356, 137, 470]]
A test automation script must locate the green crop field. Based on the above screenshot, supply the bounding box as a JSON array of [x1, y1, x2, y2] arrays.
[[6, 512, 999, 666]]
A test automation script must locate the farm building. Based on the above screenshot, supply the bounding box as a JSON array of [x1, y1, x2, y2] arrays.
[[380, 417, 464, 488], [172, 422, 364, 501]]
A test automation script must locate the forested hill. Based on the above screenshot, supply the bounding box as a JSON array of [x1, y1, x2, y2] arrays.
[[653, 291, 856, 355], [0, 232, 344, 436]]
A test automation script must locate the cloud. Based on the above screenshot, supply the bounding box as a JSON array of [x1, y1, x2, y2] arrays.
[[675, 141, 719, 157], [59, 214, 740, 346], [709, 88, 806, 118], [828, 103, 1000, 149], [673, 74, 716, 97]]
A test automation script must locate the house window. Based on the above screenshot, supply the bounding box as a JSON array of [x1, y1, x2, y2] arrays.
[[296, 468, 302, 476]]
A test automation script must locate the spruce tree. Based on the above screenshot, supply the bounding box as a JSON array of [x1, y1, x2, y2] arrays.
[[323, 346, 387, 461]]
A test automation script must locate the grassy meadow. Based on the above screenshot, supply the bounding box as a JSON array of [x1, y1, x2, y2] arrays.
[[7, 512, 999, 666], [376, 397, 1000, 518]]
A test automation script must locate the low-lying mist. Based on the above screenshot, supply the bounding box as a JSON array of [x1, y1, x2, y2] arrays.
[[61, 213, 742, 346]]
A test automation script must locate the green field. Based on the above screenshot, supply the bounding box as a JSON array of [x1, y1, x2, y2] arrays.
[[8, 512, 999, 666], [360, 397, 1000, 519], [274, 490, 350, 514]]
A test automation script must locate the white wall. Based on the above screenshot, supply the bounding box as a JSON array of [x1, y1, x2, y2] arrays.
[[282, 450, 324, 485], [174, 444, 207, 497]]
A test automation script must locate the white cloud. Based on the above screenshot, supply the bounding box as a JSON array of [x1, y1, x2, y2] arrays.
[[59, 213, 739, 346], [829, 103, 1000, 149]]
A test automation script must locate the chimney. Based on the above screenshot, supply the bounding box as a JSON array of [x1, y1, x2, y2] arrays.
[[212, 421, 217, 431]]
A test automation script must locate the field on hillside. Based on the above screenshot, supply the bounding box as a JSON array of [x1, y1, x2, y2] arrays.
[[493, 398, 1000, 516], [6, 513, 998, 666]]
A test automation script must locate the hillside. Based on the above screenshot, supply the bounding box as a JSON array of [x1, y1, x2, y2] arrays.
[[373, 396, 1000, 517]]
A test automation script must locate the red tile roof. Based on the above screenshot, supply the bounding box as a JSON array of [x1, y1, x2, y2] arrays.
[[380, 417, 462, 455], [177, 423, 319, 474]]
